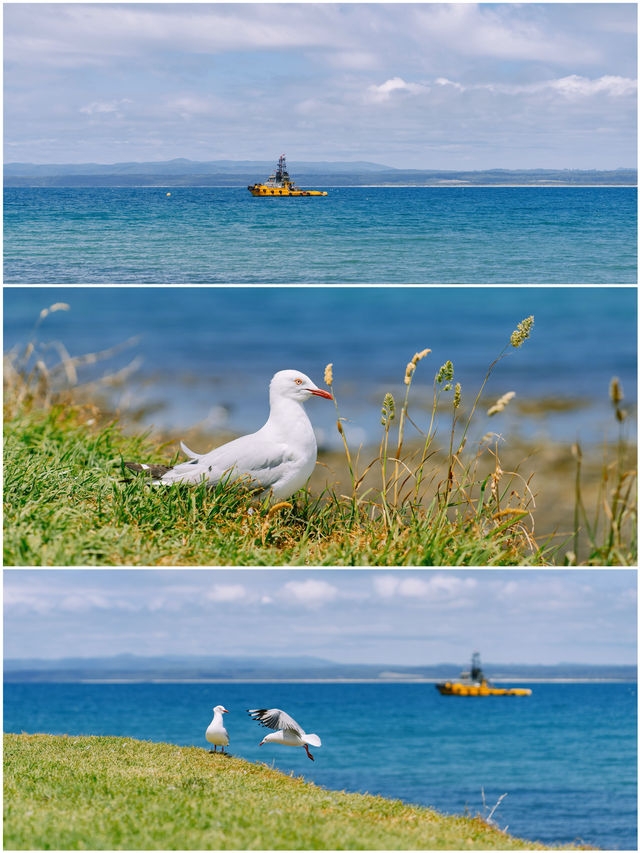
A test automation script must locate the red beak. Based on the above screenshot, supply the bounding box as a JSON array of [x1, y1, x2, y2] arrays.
[[309, 388, 333, 400]]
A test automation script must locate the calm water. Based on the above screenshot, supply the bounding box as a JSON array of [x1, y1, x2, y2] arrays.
[[4, 681, 637, 849], [3, 286, 636, 447], [3, 187, 637, 283]]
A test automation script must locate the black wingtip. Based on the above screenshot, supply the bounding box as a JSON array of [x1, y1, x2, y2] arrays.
[[123, 462, 173, 478], [247, 709, 269, 726]]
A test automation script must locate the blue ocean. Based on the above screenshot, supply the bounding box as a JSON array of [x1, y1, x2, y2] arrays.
[[3, 187, 637, 284], [3, 681, 636, 849], [3, 286, 636, 448]]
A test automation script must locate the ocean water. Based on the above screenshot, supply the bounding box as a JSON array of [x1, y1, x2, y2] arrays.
[[3, 680, 636, 849], [3, 286, 636, 447], [3, 187, 636, 284]]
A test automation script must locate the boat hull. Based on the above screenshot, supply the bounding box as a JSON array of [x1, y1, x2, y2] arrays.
[[248, 184, 327, 197], [436, 682, 532, 696]]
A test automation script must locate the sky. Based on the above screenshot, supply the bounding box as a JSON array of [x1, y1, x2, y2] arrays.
[[4, 569, 637, 665], [4, 3, 637, 169]]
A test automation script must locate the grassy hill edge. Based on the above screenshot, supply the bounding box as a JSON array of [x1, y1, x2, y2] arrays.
[[3, 733, 572, 850]]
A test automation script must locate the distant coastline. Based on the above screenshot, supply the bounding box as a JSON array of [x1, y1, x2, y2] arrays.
[[4, 158, 636, 187], [4, 655, 635, 683]]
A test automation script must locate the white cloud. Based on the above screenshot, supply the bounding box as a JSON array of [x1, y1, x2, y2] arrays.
[[281, 579, 338, 607], [368, 77, 428, 102], [547, 75, 636, 98], [435, 77, 464, 92], [3, 588, 55, 614], [79, 98, 132, 116], [59, 593, 109, 612], [374, 575, 399, 598], [206, 584, 246, 604], [435, 75, 637, 99], [374, 574, 477, 602]]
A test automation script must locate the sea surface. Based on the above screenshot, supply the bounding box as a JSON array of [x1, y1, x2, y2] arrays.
[[3, 286, 636, 447], [3, 680, 637, 850], [3, 187, 637, 283]]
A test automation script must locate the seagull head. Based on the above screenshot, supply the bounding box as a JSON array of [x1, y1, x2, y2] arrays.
[[270, 369, 333, 404], [213, 705, 229, 714]]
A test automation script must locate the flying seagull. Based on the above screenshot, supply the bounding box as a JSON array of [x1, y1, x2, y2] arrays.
[[206, 705, 230, 753], [247, 707, 322, 761], [124, 369, 333, 501]]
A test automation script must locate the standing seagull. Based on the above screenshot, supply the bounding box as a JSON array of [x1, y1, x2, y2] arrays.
[[206, 705, 230, 753], [247, 708, 321, 761], [124, 370, 333, 501]]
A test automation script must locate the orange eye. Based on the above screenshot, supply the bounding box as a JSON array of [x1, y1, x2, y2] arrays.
[[295, 378, 303, 385]]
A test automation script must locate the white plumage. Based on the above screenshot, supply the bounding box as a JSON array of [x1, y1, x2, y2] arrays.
[[206, 704, 229, 752], [247, 707, 322, 761], [126, 370, 332, 501]]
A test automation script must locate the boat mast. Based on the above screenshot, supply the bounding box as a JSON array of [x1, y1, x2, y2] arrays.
[[275, 154, 291, 187], [470, 652, 485, 683]]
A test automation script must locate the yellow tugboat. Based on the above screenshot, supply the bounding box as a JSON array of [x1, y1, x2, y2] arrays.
[[247, 154, 328, 197], [436, 653, 532, 697]]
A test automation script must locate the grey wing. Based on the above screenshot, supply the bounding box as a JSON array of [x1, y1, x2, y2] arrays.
[[247, 708, 303, 734], [209, 436, 295, 490], [170, 436, 294, 490]]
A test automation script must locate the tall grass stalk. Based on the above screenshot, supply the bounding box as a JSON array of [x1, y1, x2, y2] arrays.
[[569, 377, 637, 564]]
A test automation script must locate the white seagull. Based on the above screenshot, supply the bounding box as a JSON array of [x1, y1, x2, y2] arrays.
[[124, 369, 333, 501], [247, 708, 322, 761], [206, 705, 230, 753]]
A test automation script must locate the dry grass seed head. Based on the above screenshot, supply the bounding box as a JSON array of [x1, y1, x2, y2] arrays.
[[411, 348, 431, 365], [488, 391, 516, 416]]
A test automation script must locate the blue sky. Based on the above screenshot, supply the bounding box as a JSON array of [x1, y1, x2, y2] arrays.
[[4, 3, 637, 168], [4, 570, 636, 665]]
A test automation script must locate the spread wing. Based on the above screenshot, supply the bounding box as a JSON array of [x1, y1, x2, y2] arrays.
[[247, 708, 303, 735]]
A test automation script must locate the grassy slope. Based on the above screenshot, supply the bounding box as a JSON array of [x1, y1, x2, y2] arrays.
[[4, 404, 548, 566], [4, 734, 558, 851]]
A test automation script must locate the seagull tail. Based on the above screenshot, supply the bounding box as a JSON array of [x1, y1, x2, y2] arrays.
[[303, 733, 321, 747], [180, 440, 199, 459]]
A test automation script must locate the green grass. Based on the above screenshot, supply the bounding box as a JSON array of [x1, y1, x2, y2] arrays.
[[4, 733, 565, 850], [4, 403, 551, 565]]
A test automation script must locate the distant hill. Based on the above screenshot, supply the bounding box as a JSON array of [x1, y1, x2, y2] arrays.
[[3, 654, 635, 682], [4, 159, 636, 187]]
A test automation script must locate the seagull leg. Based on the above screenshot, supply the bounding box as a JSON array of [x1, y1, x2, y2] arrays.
[[303, 744, 314, 761]]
